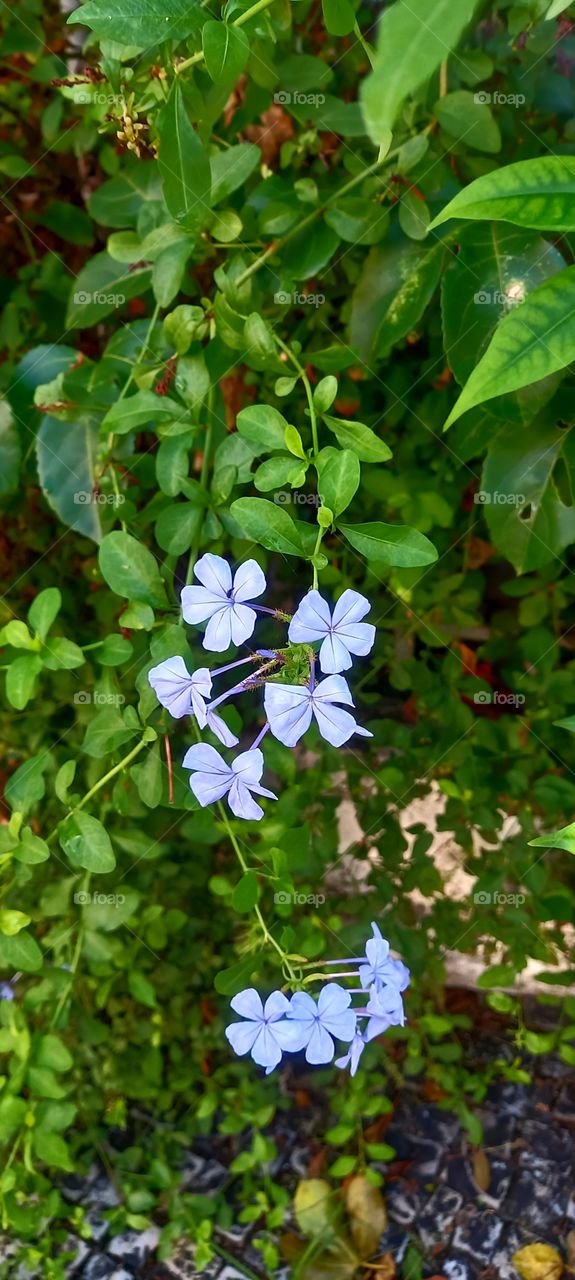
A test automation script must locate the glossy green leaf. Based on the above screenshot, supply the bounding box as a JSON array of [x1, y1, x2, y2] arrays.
[[360, 0, 479, 144], [36, 416, 102, 542], [317, 449, 360, 516], [236, 404, 289, 454], [99, 532, 168, 607], [480, 421, 575, 574], [322, 0, 355, 37], [434, 91, 501, 154], [0, 930, 42, 974], [58, 812, 116, 873], [339, 521, 438, 566], [67, 0, 203, 46], [444, 266, 575, 428], [66, 253, 152, 328], [158, 81, 211, 235], [230, 497, 305, 556], [28, 588, 61, 642], [323, 415, 392, 463], [202, 21, 250, 86], [431, 156, 575, 233]]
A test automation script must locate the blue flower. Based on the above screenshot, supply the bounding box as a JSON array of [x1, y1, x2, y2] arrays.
[[147, 656, 238, 747], [335, 1030, 367, 1076], [364, 984, 406, 1039], [264, 675, 372, 748], [225, 988, 307, 1073], [288, 589, 376, 674], [182, 744, 276, 821], [287, 983, 357, 1064], [181, 554, 266, 651], [359, 922, 410, 994]]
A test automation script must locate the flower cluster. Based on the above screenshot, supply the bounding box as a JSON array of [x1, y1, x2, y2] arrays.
[[225, 923, 409, 1076], [148, 554, 376, 819]]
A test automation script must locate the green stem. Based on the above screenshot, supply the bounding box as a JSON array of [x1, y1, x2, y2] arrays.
[[353, 20, 376, 67], [274, 335, 319, 458], [107, 302, 161, 532], [186, 382, 215, 585], [217, 803, 298, 984], [75, 737, 150, 812], [177, 0, 277, 72], [234, 152, 390, 289]]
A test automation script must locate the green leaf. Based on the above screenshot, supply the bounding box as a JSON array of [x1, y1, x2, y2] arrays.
[[158, 81, 211, 235], [12, 830, 50, 865], [477, 964, 517, 989], [36, 416, 102, 543], [236, 404, 289, 454], [324, 197, 389, 246], [58, 812, 116, 874], [37, 1035, 73, 1072], [41, 637, 85, 670], [66, 253, 152, 328], [323, 415, 392, 463], [6, 654, 43, 710], [481, 421, 575, 574], [444, 266, 575, 428], [214, 954, 256, 995], [322, 0, 355, 37], [350, 241, 445, 361], [174, 353, 210, 419], [434, 90, 501, 154], [254, 455, 304, 492], [99, 532, 168, 608], [153, 241, 193, 308], [360, 0, 479, 144], [317, 449, 360, 516], [313, 377, 338, 414], [202, 21, 250, 86], [0, 910, 31, 936], [102, 390, 189, 435], [441, 224, 565, 389], [210, 143, 260, 205], [339, 521, 438, 566], [4, 753, 49, 815], [0, 620, 36, 649], [529, 821, 575, 853], [231, 497, 305, 556], [131, 742, 163, 809], [128, 971, 157, 1008], [0, 399, 21, 494], [430, 156, 575, 233], [67, 0, 203, 45], [32, 1129, 73, 1171], [546, 0, 571, 16], [0, 930, 43, 974], [155, 503, 202, 555], [28, 588, 61, 641], [232, 872, 259, 913]]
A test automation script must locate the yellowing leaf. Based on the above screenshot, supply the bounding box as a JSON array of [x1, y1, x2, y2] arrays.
[[512, 1243, 564, 1280], [345, 1174, 387, 1259], [294, 1179, 334, 1241]]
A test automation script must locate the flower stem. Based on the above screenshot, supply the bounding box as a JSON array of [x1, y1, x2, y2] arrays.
[[186, 382, 215, 585], [217, 803, 298, 984]]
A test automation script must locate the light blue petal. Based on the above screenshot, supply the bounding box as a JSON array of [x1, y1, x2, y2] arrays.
[[251, 1025, 283, 1070], [265, 684, 313, 746], [317, 982, 351, 1016], [148, 657, 194, 719], [272, 1019, 310, 1053], [228, 779, 264, 821], [203, 607, 234, 652], [318, 632, 353, 674], [182, 743, 228, 773], [233, 559, 266, 603], [288, 991, 317, 1025], [190, 771, 232, 807], [207, 709, 239, 748], [288, 591, 331, 644], [229, 602, 257, 646], [264, 991, 291, 1020], [225, 1020, 261, 1057], [231, 987, 263, 1019], [331, 589, 371, 628], [321, 1009, 357, 1042], [181, 584, 226, 624], [194, 553, 232, 597], [305, 1022, 335, 1064], [312, 701, 363, 747], [232, 749, 264, 784]]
